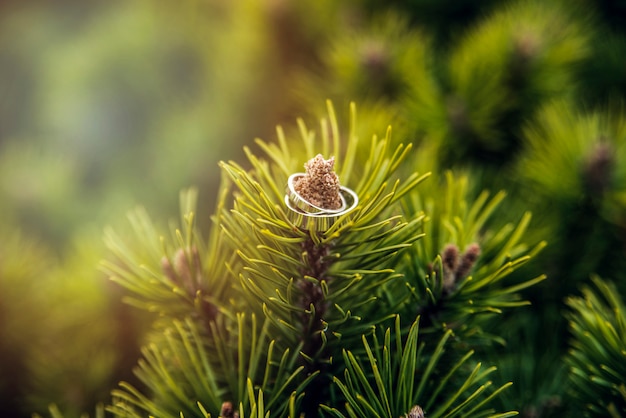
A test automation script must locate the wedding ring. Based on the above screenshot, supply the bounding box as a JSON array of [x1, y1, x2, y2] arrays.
[[287, 173, 348, 214], [285, 174, 359, 231]]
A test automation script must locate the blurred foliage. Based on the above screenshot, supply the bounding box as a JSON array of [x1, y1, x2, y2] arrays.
[[0, 0, 285, 242], [519, 101, 626, 293], [0, 231, 52, 415], [0, 0, 624, 416], [0, 228, 145, 417], [439, 0, 590, 167]]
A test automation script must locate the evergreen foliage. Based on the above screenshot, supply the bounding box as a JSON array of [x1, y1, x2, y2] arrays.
[[0, 229, 142, 418], [101, 103, 543, 417], [519, 101, 626, 290], [566, 276, 626, 416], [325, 316, 515, 418]]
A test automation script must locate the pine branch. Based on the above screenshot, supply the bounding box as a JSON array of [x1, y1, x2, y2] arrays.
[[565, 276, 626, 416], [219, 101, 430, 414], [440, 1, 590, 164], [99, 102, 545, 417], [108, 313, 312, 418], [401, 171, 546, 342], [102, 188, 235, 322], [323, 315, 516, 418]]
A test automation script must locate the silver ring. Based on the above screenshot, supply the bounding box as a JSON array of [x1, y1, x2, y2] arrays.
[[284, 175, 359, 231], [287, 173, 348, 214]]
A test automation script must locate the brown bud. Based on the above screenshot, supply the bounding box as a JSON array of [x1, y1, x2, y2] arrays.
[[405, 405, 425, 418], [583, 141, 614, 196], [360, 40, 390, 80], [220, 401, 239, 418], [446, 97, 469, 135], [442, 244, 460, 292], [442, 244, 460, 273], [513, 32, 540, 63], [455, 243, 481, 280], [293, 154, 342, 210]]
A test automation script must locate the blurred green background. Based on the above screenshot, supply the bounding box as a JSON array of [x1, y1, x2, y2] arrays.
[[0, 0, 625, 416], [0, 1, 295, 415]]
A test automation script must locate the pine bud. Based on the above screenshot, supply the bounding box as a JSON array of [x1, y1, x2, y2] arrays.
[[455, 243, 481, 280], [405, 405, 425, 418], [446, 97, 469, 135], [161, 247, 203, 296], [513, 32, 540, 63], [442, 244, 460, 273], [362, 41, 387, 69], [220, 401, 239, 418], [583, 141, 614, 196], [442, 244, 460, 292], [173, 248, 192, 290], [360, 40, 390, 83], [293, 154, 342, 210]]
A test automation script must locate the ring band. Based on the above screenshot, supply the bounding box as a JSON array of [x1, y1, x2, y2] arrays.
[[285, 173, 359, 231], [287, 173, 348, 214]]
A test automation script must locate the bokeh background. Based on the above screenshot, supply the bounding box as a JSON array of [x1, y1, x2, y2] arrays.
[[0, 0, 625, 417]]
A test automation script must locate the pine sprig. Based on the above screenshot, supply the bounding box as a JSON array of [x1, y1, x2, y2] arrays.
[[102, 188, 236, 320], [323, 315, 517, 418], [108, 314, 311, 418], [218, 101, 430, 414], [402, 171, 546, 340], [566, 276, 626, 417], [219, 101, 429, 350], [439, 0, 590, 163], [520, 101, 626, 204]]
